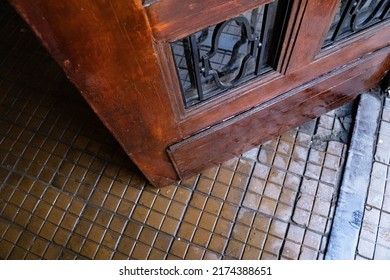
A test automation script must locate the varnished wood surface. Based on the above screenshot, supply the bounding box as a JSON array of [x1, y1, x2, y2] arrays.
[[9, 0, 390, 187], [144, 0, 273, 41], [172, 21, 390, 137], [168, 47, 390, 177], [282, 0, 339, 72], [10, 0, 181, 186]]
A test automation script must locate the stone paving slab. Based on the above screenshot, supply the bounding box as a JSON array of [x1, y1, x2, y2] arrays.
[[355, 95, 390, 260], [326, 93, 390, 260], [326, 93, 381, 260]]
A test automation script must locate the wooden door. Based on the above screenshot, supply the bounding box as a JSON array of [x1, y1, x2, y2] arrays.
[[10, 0, 390, 187]]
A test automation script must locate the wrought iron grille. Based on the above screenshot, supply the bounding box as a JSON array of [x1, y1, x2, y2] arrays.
[[324, 0, 390, 46], [171, 0, 291, 108]]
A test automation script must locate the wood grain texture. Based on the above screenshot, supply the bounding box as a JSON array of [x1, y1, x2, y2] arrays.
[[144, 0, 273, 41], [277, 0, 308, 73], [10, 0, 182, 186], [283, 0, 340, 72], [168, 47, 390, 177], [170, 21, 390, 138], [10, 0, 390, 187]]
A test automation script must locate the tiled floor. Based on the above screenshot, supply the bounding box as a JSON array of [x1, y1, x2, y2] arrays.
[[356, 97, 390, 260], [0, 0, 355, 260]]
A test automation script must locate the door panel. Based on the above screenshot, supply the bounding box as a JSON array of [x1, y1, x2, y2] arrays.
[[168, 47, 390, 178], [144, 0, 273, 41]]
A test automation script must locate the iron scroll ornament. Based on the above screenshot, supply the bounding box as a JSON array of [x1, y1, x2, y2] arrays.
[[200, 16, 260, 90], [325, 0, 390, 45], [350, 0, 390, 31], [171, 0, 292, 107]]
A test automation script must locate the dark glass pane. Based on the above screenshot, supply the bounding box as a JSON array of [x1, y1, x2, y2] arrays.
[[324, 0, 390, 47], [171, 0, 291, 108]]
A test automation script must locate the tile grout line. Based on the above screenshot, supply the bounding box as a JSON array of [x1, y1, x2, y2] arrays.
[[163, 177, 201, 260], [221, 156, 257, 259], [365, 115, 390, 259]]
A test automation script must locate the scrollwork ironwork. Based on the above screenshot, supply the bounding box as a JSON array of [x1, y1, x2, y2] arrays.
[[171, 0, 291, 108], [325, 0, 390, 46], [201, 16, 260, 90]]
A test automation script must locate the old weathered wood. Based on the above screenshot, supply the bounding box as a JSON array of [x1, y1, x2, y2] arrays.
[[172, 21, 390, 137], [277, 0, 308, 73], [282, 0, 340, 72], [144, 0, 273, 41], [10, 0, 390, 187], [168, 47, 390, 177], [10, 0, 182, 186]]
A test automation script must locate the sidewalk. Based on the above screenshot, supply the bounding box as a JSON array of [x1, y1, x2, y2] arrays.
[[325, 92, 390, 260], [355, 95, 390, 260]]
